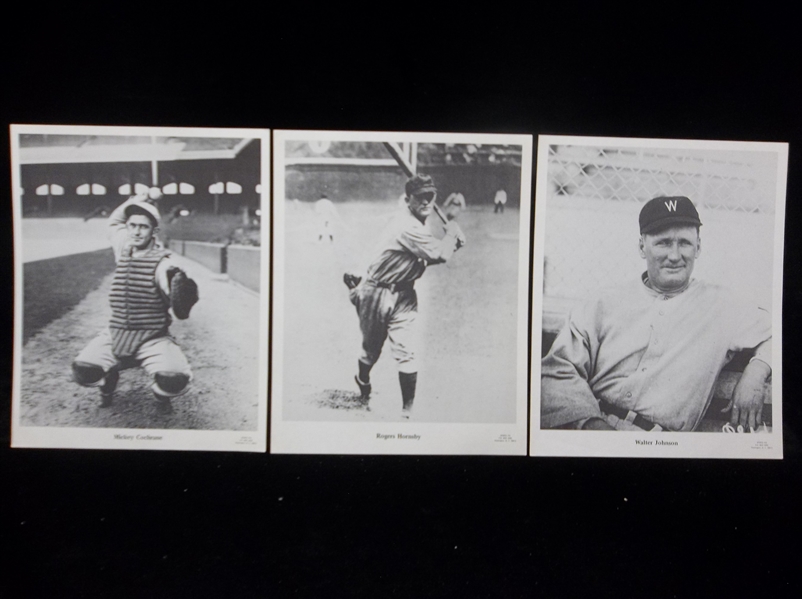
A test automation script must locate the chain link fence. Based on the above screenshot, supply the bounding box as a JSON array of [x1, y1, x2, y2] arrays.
[[543, 144, 778, 322]]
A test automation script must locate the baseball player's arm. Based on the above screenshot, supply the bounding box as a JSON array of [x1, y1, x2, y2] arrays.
[[730, 338, 772, 430], [728, 305, 773, 429], [108, 193, 151, 258], [398, 223, 464, 264], [541, 306, 608, 429], [155, 257, 178, 297]]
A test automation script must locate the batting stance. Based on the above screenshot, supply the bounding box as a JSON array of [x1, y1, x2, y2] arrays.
[[344, 174, 466, 418], [71, 191, 199, 414]]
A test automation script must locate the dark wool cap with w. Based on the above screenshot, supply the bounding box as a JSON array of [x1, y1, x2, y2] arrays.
[[405, 174, 437, 196], [639, 196, 702, 234]]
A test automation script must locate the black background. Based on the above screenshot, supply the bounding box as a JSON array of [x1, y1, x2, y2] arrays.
[[2, 8, 801, 598]]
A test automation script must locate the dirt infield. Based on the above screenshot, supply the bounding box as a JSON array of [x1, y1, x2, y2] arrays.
[[280, 201, 524, 423], [18, 247, 261, 432]]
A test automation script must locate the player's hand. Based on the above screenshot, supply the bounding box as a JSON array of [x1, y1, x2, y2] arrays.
[[729, 360, 770, 430]]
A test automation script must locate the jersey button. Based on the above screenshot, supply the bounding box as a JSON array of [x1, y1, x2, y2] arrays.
[[627, 392, 632, 398]]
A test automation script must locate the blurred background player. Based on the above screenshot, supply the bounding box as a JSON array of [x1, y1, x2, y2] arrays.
[[493, 188, 507, 214], [71, 189, 198, 414], [314, 193, 337, 243], [343, 174, 466, 418], [443, 191, 466, 221]]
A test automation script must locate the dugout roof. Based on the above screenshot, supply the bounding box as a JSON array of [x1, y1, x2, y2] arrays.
[[19, 135, 253, 164]]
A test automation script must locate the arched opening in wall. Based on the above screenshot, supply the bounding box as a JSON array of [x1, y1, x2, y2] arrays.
[[208, 181, 242, 214], [77, 183, 107, 195], [34, 183, 64, 213], [163, 182, 196, 195]]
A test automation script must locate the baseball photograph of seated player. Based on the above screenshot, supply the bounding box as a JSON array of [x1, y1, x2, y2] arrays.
[[271, 130, 532, 455], [530, 135, 787, 459], [10, 125, 269, 452]]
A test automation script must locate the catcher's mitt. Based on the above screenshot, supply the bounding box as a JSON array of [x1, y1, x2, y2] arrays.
[[168, 268, 199, 320]]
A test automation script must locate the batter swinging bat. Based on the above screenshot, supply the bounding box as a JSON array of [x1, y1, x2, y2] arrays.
[[383, 142, 449, 225]]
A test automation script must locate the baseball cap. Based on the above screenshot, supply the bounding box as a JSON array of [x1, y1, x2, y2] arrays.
[[405, 174, 437, 196], [639, 196, 702, 234], [125, 201, 161, 227]]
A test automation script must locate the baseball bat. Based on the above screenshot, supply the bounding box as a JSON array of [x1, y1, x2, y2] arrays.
[[383, 141, 448, 225]]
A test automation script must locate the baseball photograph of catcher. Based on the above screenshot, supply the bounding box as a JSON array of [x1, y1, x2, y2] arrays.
[[530, 135, 788, 459], [271, 130, 532, 455], [10, 125, 269, 452]]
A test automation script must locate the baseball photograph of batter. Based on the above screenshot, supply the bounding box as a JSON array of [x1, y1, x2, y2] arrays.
[[10, 125, 269, 452], [530, 135, 787, 459], [271, 131, 532, 455]]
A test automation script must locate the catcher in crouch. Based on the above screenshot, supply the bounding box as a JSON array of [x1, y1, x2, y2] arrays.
[[71, 190, 199, 414], [344, 174, 466, 418]]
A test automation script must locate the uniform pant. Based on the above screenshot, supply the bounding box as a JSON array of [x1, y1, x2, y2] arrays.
[[74, 328, 192, 397], [350, 282, 417, 374]]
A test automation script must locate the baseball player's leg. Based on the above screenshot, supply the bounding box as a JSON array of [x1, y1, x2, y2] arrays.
[[387, 290, 418, 416], [72, 329, 121, 406], [137, 336, 192, 413], [354, 287, 392, 399]]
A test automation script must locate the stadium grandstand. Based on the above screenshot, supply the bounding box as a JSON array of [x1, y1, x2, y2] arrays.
[[18, 134, 261, 217], [284, 141, 523, 207]]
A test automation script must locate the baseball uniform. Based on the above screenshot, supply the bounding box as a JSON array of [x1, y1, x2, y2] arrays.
[[314, 197, 337, 242], [493, 189, 507, 213], [541, 274, 772, 431], [73, 196, 192, 400], [349, 208, 459, 374]]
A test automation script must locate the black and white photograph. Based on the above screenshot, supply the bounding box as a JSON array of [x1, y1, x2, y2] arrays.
[[10, 125, 269, 451], [531, 136, 787, 458], [271, 131, 532, 454]]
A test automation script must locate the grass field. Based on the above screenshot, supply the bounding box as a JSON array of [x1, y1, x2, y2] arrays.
[[279, 201, 525, 424], [23, 248, 115, 343]]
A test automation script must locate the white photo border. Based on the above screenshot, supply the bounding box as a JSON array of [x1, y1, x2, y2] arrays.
[[10, 124, 270, 452], [529, 135, 787, 459], [271, 130, 533, 455]]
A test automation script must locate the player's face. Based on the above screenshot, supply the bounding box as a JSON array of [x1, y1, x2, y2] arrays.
[[639, 226, 701, 293], [126, 215, 156, 249], [407, 191, 436, 222]]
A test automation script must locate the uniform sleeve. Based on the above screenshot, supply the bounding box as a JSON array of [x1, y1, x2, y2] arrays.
[[397, 225, 457, 264], [541, 302, 604, 429], [155, 256, 179, 297], [729, 300, 773, 368]]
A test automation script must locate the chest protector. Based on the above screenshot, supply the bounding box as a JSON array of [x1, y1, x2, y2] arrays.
[[108, 248, 171, 358]]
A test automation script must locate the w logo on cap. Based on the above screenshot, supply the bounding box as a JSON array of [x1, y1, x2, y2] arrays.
[[639, 196, 702, 234]]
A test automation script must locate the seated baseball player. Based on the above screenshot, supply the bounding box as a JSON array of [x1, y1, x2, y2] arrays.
[[71, 190, 199, 414], [541, 195, 772, 432], [344, 174, 466, 418]]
